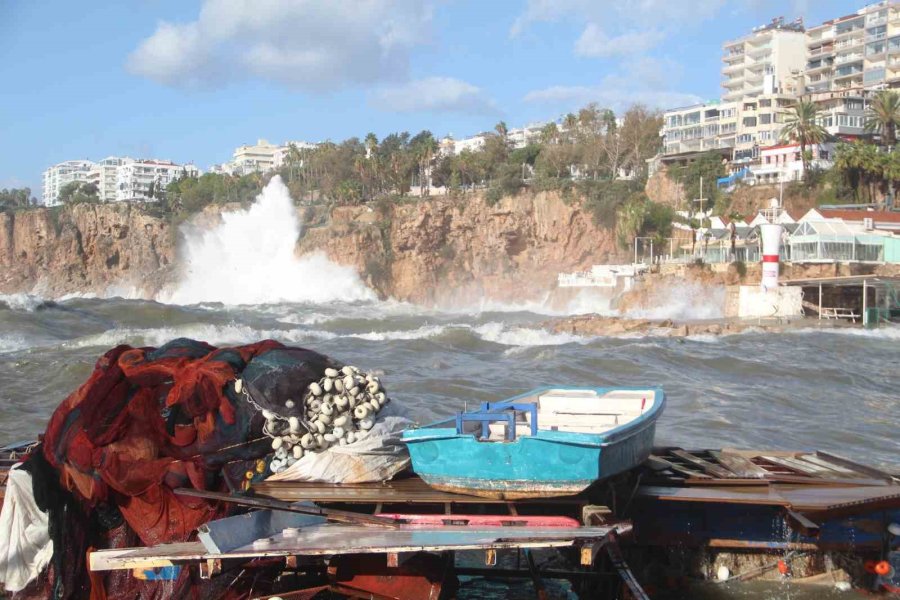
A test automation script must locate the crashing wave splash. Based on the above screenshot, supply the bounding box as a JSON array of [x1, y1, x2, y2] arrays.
[[158, 176, 375, 306]]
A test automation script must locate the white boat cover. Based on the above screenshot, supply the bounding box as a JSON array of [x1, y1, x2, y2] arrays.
[[0, 465, 53, 592]]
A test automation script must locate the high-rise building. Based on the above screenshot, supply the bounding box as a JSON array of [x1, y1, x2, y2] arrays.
[[41, 160, 94, 206], [803, 1, 900, 136], [232, 139, 281, 173], [722, 17, 807, 102]]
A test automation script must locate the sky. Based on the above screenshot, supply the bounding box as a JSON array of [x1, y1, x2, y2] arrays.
[[0, 0, 866, 194]]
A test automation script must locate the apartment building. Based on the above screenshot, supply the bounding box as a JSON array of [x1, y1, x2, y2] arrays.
[[232, 139, 280, 174], [662, 101, 738, 156], [722, 17, 806, 102], [804, 1, 900, 136], [115, 160, 198, 202], [41, 160, 94, 206], [87, 157, 131, 203], [273, 140, 318, 169]]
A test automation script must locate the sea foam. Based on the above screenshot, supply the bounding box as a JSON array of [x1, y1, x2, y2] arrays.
[[159, 176, 375, 306]]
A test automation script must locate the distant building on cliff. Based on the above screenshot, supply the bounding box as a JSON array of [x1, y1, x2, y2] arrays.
[[209, 139, 319, 176], [42, 160, 94, 206], [115, 159, 199, 202], [42, 157, 198, 205]]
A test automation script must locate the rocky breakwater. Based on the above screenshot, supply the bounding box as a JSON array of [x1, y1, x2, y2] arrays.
[[297, 191, 624, 305], [543, 314, 851, 338], [0, 203, 174, 297]]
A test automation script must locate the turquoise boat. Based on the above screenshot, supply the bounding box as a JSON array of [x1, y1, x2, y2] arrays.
[[402, 386, 665, 499]]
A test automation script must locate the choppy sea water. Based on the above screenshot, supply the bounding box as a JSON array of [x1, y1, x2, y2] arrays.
[[2, 295, 897, 470]]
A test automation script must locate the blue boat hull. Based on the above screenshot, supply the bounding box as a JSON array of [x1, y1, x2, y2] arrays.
[[403, 386, 665, 499]]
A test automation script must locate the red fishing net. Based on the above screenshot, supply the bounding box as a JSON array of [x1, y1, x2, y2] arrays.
[[31, 338, 332, 599]]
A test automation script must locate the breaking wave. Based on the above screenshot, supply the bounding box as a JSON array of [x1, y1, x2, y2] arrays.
[[624, 281, 726, 321], [159, 176, 375, 306], [473, 322, 591, 346], [0, 293, 50, 312]]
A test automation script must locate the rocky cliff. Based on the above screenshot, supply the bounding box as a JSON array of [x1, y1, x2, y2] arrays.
[[297, 191, 625, 305], [0, 204, 174, 297], [1, 191, 626, 305]]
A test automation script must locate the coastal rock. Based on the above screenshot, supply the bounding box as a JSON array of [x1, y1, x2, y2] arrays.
[[0, 203, 174, 297], [296, 190, 622, 305]]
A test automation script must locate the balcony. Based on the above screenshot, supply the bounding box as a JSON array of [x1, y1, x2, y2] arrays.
[[723, 61, 744, 74], [809, 44, 834, 57], [866, 16, 888, 28], [834, 53, 864, 65]]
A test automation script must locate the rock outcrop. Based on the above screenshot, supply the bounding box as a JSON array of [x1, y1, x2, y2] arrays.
[[296, 191, 626, 305], [0, 204, 174, 297]]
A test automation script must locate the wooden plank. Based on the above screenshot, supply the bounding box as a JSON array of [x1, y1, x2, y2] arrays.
[[669, 450, 734, 479], [648, 454, 712, 480], [796, 454, 859, 476], [815, 451, 900, 483], [636, 485, 790, 507], [253, 477, 585, 504], [90, 524, 621, 572], [761, 456, 818, 478], [709, 451, 770, 479], [174, 488, 399, 527]]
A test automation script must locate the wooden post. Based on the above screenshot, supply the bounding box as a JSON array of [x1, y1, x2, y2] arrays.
[[818, 283, 822, 320]]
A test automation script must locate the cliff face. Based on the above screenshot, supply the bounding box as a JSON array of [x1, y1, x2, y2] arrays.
[[2, 191, 624, 305], [297, 191, 624, 305], [0, 204, 174, 297]]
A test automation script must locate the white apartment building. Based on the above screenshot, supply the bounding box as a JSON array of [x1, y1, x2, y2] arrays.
[[722, 17, 807, 102], [87, 157, 131, 203], [662, 101, 738, 155], [232, 139, 280, 174], [42, 160, 94, 206], [804, 1, 900, 136], [273, 140, 318, 169], [115, 160, 198, 202], [507, 124, 546, 149]]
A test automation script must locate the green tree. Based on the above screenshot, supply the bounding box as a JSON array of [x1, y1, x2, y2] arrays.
[[780, 100, 827, 183], [0, 187, 35, 209], [864, 90, 900, 147], [58, 181, 99, 205]]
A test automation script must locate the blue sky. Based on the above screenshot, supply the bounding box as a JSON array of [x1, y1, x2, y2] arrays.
[[0, 0, 863, 193]]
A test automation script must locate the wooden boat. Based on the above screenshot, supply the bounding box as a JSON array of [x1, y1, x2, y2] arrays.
[[401, 386, 665, 500]]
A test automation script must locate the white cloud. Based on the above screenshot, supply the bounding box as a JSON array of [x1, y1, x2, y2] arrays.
[[511, 0, 727, 58], [128, 0, 433, 90], [574, 25, 665, 58], [370, 77, 499, 115], [523, 58, 702, 113]]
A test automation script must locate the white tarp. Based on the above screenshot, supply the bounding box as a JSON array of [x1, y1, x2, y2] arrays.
[[266, 405, 413, 484], [0, 466, 53, 592]]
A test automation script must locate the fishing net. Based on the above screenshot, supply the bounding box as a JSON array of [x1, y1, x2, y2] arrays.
[[29, 338, 334, 599]]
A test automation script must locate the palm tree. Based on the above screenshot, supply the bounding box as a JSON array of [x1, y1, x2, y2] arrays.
[[864, 90, 900, 147], [780, 100, 827, 183]]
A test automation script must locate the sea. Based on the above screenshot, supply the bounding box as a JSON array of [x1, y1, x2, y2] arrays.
[[1, 178, 896, 599]]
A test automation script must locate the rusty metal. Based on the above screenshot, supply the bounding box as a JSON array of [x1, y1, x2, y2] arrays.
[[485, 548, 497, 566], [606, 535, 650, 600], [329, 552, 454, 600]]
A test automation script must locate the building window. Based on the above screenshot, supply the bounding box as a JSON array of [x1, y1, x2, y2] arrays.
[[820, 150, 830, 160]]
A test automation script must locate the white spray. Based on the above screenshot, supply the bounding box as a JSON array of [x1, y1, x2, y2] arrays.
[[160, 176, 375, 306]]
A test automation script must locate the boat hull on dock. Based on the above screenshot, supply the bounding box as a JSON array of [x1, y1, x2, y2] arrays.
[[404, 387, 664, 499]]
